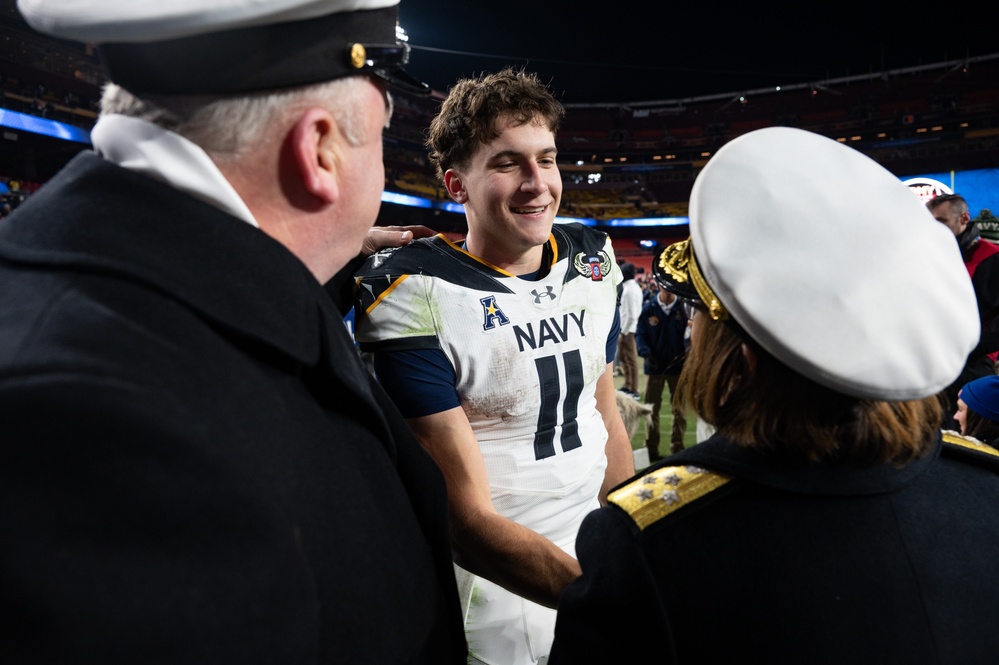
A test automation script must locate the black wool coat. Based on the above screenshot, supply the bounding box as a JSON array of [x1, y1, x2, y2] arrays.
[[0, 153, 466, 664]]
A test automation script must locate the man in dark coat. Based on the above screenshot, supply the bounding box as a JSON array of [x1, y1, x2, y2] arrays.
[[549, 127, 999, 664], [635, 285, 689, 460], [0, 1, 466, 662]]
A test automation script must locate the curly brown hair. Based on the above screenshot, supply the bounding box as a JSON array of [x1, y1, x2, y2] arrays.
[[425, 67, 564, 183], [677, 314, 944, 465]]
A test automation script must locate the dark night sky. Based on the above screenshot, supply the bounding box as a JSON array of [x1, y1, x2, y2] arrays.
[[398, 2, 998, 105]]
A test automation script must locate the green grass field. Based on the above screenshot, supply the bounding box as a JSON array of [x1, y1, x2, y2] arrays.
[[614, 371, 700, 454]]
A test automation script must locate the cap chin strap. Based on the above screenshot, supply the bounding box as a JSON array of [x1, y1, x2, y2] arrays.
[[684, 242, 728, 321]]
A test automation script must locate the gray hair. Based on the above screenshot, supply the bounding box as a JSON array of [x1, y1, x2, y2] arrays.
[[99, 77, 392, 160]]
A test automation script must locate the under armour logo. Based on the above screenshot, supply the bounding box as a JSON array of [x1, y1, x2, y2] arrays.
[[531, 286, 556, 303]]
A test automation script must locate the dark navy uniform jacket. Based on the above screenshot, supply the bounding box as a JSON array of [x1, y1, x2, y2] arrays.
[[550, 430, 999, 664], [0, 153, 466, 664], [635, 295, 687, 376]]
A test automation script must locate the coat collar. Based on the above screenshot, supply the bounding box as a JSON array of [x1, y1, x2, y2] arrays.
[[671, 431, 939, 497], [0, 152, 326, 367]]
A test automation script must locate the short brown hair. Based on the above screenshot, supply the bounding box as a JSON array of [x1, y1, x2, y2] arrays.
[[926, 193, 968, 213], [677, 315, 943, 464], [425, 67, 564, 182]]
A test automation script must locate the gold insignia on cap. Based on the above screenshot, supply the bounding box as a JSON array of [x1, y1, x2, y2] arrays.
[[658, 240, 692, 285], [608, 465, 732, 530], [349, 43, 366, 69], [659, 239, 729, 321]]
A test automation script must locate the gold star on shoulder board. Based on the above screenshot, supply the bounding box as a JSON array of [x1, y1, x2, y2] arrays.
[[609, 465, 732, 530]]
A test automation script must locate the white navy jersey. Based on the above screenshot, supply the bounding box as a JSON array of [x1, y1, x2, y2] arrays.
[[355, 222, 622, 546]]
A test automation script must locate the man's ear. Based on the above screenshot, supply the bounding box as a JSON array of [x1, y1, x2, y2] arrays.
[[290, 107, 340, 204], [444, 169, 467, 204]]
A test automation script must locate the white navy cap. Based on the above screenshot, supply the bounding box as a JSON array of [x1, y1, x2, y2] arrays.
[[16, 0, 429, 95], [657, 126, 979, 400]]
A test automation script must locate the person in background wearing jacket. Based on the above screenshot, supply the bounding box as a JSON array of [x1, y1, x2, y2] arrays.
[[635, 282, 689, 460], [616, 261, 644, 399], [927, 192, 999, 428], [953, 373, 999, 446]]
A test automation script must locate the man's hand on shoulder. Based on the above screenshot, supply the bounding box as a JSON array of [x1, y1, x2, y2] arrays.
[[362, 225, 436, 257]]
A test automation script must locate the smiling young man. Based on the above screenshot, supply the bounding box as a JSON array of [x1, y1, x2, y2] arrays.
[[354, 68, 634, 665]]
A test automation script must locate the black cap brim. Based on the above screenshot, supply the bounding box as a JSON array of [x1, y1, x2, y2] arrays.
[[372, 65, 430, 96], [99, 5, 430, 95]]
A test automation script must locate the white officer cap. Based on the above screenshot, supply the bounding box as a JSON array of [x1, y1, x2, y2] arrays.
[[16, 0, 428, 95], [657, 126, 979, 400]]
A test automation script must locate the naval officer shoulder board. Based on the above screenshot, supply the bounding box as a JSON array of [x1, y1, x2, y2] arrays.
[[610, 431, 999, 530], [941, 429, 999, 464], [608, 464, 732, 531]]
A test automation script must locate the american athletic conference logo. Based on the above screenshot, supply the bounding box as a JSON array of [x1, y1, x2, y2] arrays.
[[572, 250, 612, 281], [480, 295, 510, 330]]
